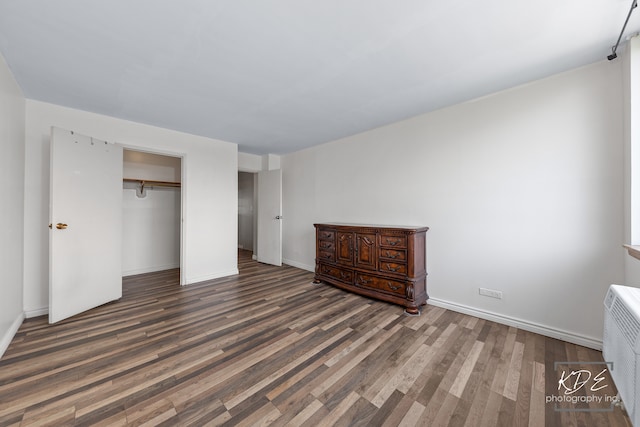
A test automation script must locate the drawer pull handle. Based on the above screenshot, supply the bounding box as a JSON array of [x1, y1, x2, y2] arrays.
[[340, 272, 349, 279], [387, 282, 401, 291], [386, 239, 398, 246], [385, 251, 397, 259], [386, 265, 400, 272], [359, 278, 370, 284], [323, 253, 332, 258]]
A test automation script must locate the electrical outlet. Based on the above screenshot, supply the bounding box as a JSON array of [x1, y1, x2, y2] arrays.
[[479, 287, 503, 299]]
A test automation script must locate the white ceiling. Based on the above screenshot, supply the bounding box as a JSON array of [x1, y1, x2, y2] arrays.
[[1, 1, 639, 155]]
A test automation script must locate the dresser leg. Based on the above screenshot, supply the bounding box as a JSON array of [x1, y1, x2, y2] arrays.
[[404, 306, 421, 316], [312, 278, 322, 285]]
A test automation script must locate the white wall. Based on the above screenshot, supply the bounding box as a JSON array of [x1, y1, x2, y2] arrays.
[[24, 100, 238, 315], [282, 60, 625, 348], [123, 150, 181, 275], [0, 52, 25, 357], [238, 152, 262, 172]]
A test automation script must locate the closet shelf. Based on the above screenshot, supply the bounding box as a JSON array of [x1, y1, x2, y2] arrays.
[[624, 244, 640, 261], [123, 178, 181, 189]]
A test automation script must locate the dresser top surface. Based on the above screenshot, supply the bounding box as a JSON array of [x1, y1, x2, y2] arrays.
[[314, 223, 429, 232]]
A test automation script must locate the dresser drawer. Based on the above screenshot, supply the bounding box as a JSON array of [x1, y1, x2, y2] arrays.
[[318, 240, 335, 251], [320, 264, 353, 284], [379, 262, 407, 275], [379, 248, 406, 261], [380, 234, 407, 248], [318, 230, 336, 241], [318, 250, 336, 262], [356, 273, 406, 296]]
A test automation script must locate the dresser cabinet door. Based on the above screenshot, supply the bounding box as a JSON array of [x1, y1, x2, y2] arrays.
[[354, 233, 377, 270], [337, 232, 354, 265]]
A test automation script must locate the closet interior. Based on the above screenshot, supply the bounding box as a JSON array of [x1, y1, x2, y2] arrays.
[[122, 149, 182, 277]]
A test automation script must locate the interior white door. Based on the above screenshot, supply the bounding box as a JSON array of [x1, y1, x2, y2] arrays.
[[49, 127, 123, 323], [256, 169, 282, 266]]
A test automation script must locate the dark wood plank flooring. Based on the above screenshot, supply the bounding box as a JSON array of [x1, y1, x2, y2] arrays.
[[0, 250, 632, 426]]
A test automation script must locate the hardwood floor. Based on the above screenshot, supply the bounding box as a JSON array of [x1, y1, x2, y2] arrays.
[[0, 250, 632, 426]]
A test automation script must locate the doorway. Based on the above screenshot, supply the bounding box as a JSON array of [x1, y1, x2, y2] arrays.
[[122, 150, 182, 277], [238, 171, 257, 257], [237, 169, 283, 266]]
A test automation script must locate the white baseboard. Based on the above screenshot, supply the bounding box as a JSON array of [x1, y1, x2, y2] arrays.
[[0, 312, 25, 359], [24, 307, 48, 318], [428, 298, 603, 350], [282, 258, 314, 272], [185, 268, 239, 285], [123, 263, 180, 277]]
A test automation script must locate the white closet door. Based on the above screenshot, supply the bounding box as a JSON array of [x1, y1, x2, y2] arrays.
[[49, 127, 123, 323], [257, 169, 282, 266]]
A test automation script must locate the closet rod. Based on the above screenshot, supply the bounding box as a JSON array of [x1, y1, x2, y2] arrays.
[[123, 178, 181, 188]]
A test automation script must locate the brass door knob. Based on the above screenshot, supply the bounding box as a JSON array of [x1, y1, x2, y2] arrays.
[[56, 223, 68, 230]]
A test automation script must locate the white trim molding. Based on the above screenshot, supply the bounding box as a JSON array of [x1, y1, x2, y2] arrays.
[[0, 312, 25, 359], [185, 269, 239, 286], [123, 263, 181, 277], [24, 307, 49, 318], [427, 298, 603, 350], [283, 258, 314, 272]]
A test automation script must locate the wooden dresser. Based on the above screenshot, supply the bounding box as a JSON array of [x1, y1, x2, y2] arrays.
[[313, 223, 428, 315]]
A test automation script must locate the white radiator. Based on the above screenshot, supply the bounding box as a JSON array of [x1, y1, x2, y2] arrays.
[[603, 284, 640, 427]]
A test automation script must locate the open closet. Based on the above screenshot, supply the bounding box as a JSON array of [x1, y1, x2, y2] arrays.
[[122, 150, 182, 276]]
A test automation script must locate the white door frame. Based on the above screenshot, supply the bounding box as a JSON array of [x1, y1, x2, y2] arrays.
[[120, 144, 187, 285], [238, 164, 282, 266]]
